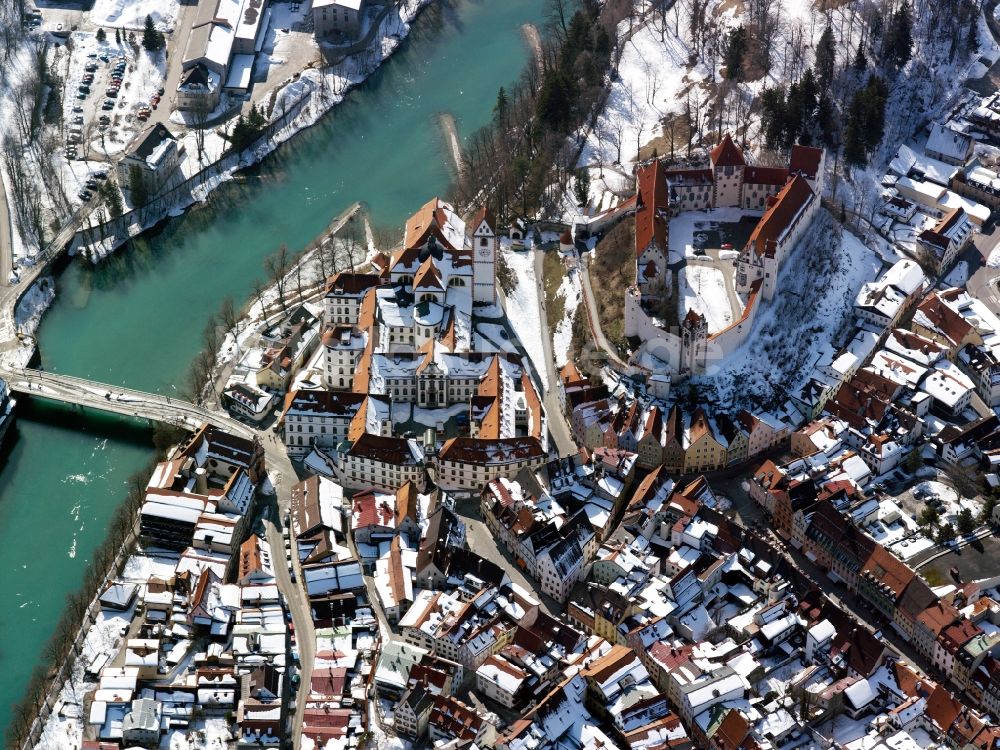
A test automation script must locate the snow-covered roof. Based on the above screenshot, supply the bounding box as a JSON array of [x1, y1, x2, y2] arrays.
[[225, 53, 255, 91], [926, 123, 973, 164], [844, 677, 877, 710]]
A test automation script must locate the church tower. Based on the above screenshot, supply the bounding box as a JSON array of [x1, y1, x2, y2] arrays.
[[471, 206, 497, 304]]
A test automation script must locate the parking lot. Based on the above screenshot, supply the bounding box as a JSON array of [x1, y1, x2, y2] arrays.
[[62, 34, 166, 163], [921, 532, 1000, 586]]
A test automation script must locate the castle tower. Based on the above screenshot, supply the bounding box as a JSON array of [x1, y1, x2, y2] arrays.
[[709, 133, 746, 208], [681, 309, 708, 374], [471, 206, 497, 304]]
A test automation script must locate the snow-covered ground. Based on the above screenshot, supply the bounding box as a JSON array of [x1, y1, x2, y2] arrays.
[[502, 246, 549, 389], [89, 0, 180, 31], [680, 263, 733, 334], [668, 208, 758, 263], [694, 213, 881, 411], [576, 10, 710, 208], [552, 267, 582, 366], [33, 604, 132, 750]]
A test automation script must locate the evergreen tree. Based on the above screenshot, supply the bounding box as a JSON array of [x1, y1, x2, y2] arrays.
[[96, 27, 106, 43], [936, 522, 956, 545], [853, 41, 867, 71], [115, 27, 121, 45], [536, 69, 574, 132], [843, 75, 888, 165], [886, 5, 913, 68], [493, 86, 508, 124], [129, 165, 148, 207], [101, 181, 123, 217], [815, 26, 836, 88], [723, 25, 748, 81], [574, 168, 590, 207], [142, 15, 163, 52], [247, 104, 266, 130], [817, 92, 837, 148], [759, 87, 786, 149], [230, 115, 250, 151], [957, 508, 976, 536]]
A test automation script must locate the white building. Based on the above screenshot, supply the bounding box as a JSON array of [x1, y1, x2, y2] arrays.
[[925, 123, 974, 166], [118, 123, 184, 196]]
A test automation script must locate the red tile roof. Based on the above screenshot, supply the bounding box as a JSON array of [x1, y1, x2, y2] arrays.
[[710, 134, 745, 167], [635, 159, 669, 257], [745, 175, 813, 258], [743, 166, 789, 185], [789, 144, 823, 179]]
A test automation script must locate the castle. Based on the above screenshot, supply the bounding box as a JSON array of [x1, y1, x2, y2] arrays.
[[626, 135, 825, 377]]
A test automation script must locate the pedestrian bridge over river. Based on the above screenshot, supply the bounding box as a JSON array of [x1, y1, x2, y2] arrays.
[[1, 367, 256, 440]]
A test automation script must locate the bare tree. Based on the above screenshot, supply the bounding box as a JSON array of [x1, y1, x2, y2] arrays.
[[264, 244, 291, 314]]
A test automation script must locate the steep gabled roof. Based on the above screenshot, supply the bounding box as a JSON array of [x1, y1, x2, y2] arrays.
[[789, 144, 824, 178], [710, 134, 745, 168], [635, 159, 669, 257]]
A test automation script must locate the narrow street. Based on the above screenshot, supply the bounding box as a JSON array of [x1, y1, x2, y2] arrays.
[[151, 1, 198, 130], [455, 495, 561, 618], [578, 251, 629, 369], [260, 439, 315, 748]]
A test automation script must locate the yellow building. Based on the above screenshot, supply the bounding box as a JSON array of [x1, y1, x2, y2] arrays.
[[683, 409, 728, 473]]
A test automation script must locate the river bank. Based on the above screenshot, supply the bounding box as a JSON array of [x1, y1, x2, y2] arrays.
[[73, 0, 436, 263]]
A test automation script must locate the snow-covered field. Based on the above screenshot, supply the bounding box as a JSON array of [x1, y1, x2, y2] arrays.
[[502, 246, 549, 389], [89, 0, 180, 31]]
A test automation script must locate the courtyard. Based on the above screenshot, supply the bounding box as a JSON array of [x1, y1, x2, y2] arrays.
[[672, 209, 759, 335]]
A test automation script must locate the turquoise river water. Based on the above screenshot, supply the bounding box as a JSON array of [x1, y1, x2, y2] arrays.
[[0, 0, 542, 735]]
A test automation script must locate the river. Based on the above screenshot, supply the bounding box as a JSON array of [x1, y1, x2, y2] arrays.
[[0, 0, 542, 736]]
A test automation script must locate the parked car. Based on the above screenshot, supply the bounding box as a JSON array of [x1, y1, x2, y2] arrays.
[[98, 115, 111, 124], [101, 100, 115, 110], [71, 105, 83, 113], [93, 169, 108, 179], [71, 115, 83, 125], [78, 189, 92, 201]]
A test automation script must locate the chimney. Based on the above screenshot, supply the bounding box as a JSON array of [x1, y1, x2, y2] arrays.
[[195, 467, 209, 495]]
